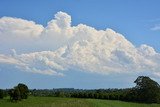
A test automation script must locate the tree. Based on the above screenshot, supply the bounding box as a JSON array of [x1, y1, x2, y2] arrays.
[[124, 88, 138, 102], [8, 89, 14, 101], [17, 83, 29, 99], [134, 76, 160, 103], [13, 87, 21, 101], [9, 87, 21, 102], [9, 83, 29, 102], [0, 89, 4, 99]]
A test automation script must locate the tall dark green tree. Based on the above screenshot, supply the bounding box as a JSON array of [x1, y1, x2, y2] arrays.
[[17, 83, 29, 99], [13, 86, 21, 101], [9, 87, 21, 101], [9, 83, 29, 102], [134, 76, 160, 103]]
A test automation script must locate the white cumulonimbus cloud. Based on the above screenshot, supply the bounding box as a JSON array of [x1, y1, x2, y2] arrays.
[[0, 11, 160, 76]]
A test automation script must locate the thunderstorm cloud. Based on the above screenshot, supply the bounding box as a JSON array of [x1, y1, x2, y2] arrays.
[[0, 11, 160, 76]]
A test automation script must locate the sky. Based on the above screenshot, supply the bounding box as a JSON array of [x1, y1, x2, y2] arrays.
[[0, 0, 160, 89]]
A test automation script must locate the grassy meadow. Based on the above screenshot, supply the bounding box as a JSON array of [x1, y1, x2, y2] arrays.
[[0, 96, 160, 107]]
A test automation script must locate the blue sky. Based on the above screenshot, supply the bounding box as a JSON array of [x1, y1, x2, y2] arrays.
[[0, 0, 160, 89]]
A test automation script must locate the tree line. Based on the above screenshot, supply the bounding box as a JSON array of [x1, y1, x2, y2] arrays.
[[0, 76, 160, 103], [30, 76, 160, 103]]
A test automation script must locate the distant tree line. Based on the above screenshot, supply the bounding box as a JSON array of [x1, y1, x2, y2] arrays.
[[0, 76, 160, 103], [30, 76, 160, 103]]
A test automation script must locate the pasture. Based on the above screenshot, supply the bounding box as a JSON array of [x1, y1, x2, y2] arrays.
[[0, 96, 160, 107]]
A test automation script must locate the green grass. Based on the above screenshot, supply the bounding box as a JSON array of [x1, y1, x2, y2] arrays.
[[0, 96, 160, 107]]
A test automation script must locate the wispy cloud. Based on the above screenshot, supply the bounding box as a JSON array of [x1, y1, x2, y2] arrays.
[[151, 24, 160, 31]]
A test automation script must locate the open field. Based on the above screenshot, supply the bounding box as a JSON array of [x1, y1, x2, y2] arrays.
[[0, 96, 160, 107]]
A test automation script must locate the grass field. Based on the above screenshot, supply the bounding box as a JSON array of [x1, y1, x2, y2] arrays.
[[0, 96, 160, 107]]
